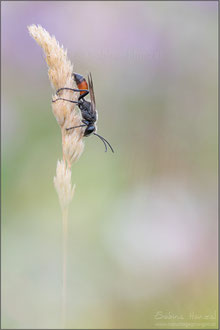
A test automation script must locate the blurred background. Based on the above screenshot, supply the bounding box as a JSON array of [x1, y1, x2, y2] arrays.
[[1, 1, 218, 329]]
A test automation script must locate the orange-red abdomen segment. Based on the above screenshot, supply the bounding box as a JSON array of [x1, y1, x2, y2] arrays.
[[73, 73, 88, 96], [77, 80, 88, 95]]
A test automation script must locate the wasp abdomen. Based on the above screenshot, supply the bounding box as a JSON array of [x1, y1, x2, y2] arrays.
[[73, 73, 88, 96]]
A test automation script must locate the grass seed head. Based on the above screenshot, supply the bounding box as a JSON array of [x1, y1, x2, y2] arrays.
[[28, 24, 84, 166], [54, 160, 75, 213]]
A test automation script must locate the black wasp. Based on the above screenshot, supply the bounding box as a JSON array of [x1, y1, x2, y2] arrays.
[[52, 73, 114, 153]]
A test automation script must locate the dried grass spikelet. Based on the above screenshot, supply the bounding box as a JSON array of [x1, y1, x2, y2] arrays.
[[28, 24, 84, 168], [54, 160, 75, 210]]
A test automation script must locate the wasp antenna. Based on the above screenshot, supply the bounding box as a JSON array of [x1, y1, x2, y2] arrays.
[[100, 136, 114, 153], [94, 132, 107, 152], [93, 133, 114, 153]]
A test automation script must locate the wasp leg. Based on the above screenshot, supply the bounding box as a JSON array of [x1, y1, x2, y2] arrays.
[[56, 87, 89, 95], [52, 98, 79, 104], [56, 87, 89, 101], [82, 120, 90, 125], [66, 124, 87, 131]]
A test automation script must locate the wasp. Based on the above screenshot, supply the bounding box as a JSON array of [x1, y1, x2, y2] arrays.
[[52, 73, 114, 153]]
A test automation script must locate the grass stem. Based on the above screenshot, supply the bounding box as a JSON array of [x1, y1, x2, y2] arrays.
[[62, 206, 68, 328]]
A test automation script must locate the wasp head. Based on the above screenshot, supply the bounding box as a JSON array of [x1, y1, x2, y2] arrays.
[[84, 124, 96, 136]]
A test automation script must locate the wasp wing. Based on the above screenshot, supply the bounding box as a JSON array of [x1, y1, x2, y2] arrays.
[[88, 72, 96, 115]]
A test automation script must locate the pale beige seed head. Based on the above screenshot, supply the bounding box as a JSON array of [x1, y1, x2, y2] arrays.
[[54, 160, 75, 210], [63, 132, 85, 167], [28, 24, 84, 165]]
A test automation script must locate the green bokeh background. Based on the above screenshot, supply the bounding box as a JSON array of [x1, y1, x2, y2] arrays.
[[1, 1, 218, 329]]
